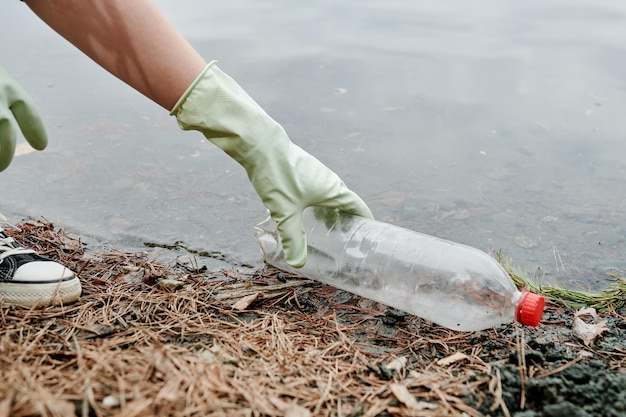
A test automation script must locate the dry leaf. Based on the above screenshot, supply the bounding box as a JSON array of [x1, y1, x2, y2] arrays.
[[573, 318, 608, 346], [437, 352, 468, 366], [14, 142, 36, 156], [577, 307, 598, 319], [118, 267, 145, 284], [389, 384, 438, 412], [389, 383, 421, 410], [573, 308, 609, 346], [232, 292, 261, 310], [386, 356, 408, 373], [158, 279, 185, 293]]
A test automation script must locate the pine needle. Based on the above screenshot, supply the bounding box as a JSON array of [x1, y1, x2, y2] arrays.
[[497, 251, 626, 313]]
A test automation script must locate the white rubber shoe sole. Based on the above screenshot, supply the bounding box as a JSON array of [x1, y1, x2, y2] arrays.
[[1, 215, 82, 307], [0, 261, 82, 307]]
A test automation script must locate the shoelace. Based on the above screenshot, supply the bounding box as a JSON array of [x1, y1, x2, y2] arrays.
[[0, 213, 36, 262]]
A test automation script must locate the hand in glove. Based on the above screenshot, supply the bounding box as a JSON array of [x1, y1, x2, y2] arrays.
[[171, 62, 373, 268], [0, 66, 48, 172]]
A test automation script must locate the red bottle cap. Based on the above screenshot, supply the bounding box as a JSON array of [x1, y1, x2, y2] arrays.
[[515, 291, 545, 326]]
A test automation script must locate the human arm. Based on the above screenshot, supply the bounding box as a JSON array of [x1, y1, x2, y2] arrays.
[[24, 0, 372, 267]]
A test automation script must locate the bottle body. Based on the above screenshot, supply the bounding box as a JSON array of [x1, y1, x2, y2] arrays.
[[255, 207, 534, 332]]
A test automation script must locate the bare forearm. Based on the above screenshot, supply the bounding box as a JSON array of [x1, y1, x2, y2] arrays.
[[25, 0, 207, 110]]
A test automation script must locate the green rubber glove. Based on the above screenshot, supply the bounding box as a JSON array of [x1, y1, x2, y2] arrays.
[[0, 66, 48, 172], [170, 62, 373, 268]]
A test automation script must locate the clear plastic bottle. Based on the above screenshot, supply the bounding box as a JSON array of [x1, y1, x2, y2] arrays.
[[254, 207, 544, 332]]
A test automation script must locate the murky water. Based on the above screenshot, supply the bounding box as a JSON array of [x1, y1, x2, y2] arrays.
[[2, 0, 625, 289]]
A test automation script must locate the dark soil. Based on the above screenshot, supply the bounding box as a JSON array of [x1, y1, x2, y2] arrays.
[[302, 289, 626, 417], [1, 219, 625, 417]]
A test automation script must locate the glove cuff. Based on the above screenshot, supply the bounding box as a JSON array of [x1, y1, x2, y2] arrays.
[[169, 60, 218, 116]]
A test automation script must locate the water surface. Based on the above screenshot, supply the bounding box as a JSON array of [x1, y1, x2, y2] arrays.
[[2, 0, 625, 289]]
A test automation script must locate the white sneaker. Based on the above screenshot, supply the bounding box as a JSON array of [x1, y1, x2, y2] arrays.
[[0, 214, 81, 307]]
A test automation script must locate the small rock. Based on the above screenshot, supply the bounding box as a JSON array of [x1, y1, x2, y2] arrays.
[[102, 395, 120, 408], [158, 279, 185, 292]]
